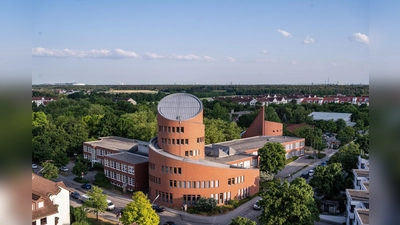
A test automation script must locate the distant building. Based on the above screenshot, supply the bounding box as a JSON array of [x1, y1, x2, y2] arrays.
[[112, 97, 137, 105], [32, 173, 70, 225], [32, 96, 58, 106], [309, 112, 355, 127], [302, 96, 369, 106]]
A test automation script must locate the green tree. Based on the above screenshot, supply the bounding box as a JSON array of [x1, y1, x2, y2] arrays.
[[118, 109, 157, 141], [355, 133, 369, 154], [72, 158, 89, 178], [309, 163, 345, 197], [335, 119, 347, 131], [120, 191, 160, 225], [195, 197, 217, 212], [328, 143, 360, 175], [230, 216, 256, 225], [83, 186, 108, 221], [210, 103, 230, 121], [204, 118, 241, 144], [41, 161, 59, 180], [72, 221, 90, 225], [336, 126, 355, 145], [258, 178, 320, 225], [265, 106, 281, 123], [71, 206, 88, 224], [326, 119, 337, 133], [258, 142, 286, 174]]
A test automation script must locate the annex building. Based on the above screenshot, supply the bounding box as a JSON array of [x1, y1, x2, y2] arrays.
[[82, 93, 305, 208]]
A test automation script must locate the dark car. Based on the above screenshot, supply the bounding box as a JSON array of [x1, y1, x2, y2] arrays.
[[300, 171, 309, 179], [88, 166, 94, 171], [152, 205, 166, 212], [70, 191, 81, 199], [320, 161, 327, 167], [81, 183, 92, 190], [163, 221, 176, 225]]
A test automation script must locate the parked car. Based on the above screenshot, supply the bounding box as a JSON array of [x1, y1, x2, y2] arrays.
[[70, 191, 81, 199], [88, 166, 94, 171], [320, 161, 327, 167], [309, 169, 315, 177], [59, 166, 68, 172], [163, 221, 177, 225], [152, 205, 166, 212], [253, 199, 262, 210], [300, 171, 310, 179], [32, 164, 38, 169], [106, 199, 115, 211], [81, 183, 92, 190], [80, 194, 90, 203]]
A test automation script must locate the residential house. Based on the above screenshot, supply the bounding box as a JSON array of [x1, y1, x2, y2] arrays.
[[32, 173, 70, 225], [112, 97, 137, 105], [32, 97, 58, 106]]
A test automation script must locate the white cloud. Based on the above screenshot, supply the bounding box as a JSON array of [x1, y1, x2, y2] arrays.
[[278, 29, 292, 38], [225, 57, 236, 62], [32, 47, 140, 58], [260, 50, 267, 54], [32, 48, 217, 62], [292, 60, 298, 65], [331, 62, 337, 66], [303, 35, 316, 44], [348, 33, 369, 44]]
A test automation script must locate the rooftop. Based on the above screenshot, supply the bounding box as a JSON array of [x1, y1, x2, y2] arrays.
[[158, 93, 203, 121], [206, 136, 304, 154], [347, 189, 369, 202], [355, 209, 369, 225], [361, 181, 370, 191], [84, 136, 139, 152], [354, 169, 369, 178], [309, 112, 352, 121], [105, 152, 148, 164]]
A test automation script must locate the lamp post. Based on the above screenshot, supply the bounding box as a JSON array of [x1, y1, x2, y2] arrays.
[[152, 194, 160, 205]]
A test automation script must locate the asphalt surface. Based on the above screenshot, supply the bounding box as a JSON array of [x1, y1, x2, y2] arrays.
[[32, 148, 340, 225]]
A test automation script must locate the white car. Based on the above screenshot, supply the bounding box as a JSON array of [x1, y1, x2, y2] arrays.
[[32, 164, 38, 169], [59, 166, 68, 172], [106, 199, 115, 211], [253, 198, 262, 210], [309, 169, 315, 177]]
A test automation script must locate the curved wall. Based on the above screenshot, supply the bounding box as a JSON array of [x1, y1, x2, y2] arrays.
[[148, 143, 260, 208]]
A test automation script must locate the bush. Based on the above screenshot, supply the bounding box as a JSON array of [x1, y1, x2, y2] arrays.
[[93, 172, 112, 189], [93, 162, 104, 171], [228, 199, 239, 208], [74, 177, 90, 183], [195, 197, 217, 212]]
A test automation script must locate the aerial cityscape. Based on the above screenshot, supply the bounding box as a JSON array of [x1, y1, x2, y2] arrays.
[[26, 1, 374, 225]]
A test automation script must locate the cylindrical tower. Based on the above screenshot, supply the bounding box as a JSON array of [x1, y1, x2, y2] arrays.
[[157, 93, 205, 160]]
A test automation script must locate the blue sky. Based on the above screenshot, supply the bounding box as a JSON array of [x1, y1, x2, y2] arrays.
[[31, 0, 370, 85]]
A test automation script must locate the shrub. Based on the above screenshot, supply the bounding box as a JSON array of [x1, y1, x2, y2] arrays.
[[195, 197, 217, 212], [228, 199, 239, 208], [74, 177, 90, 183], [93, 172, 112, 189], [93, 162, 104, 171]]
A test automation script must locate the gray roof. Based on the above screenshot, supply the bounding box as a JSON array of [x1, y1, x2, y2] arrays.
[[347, 189, 369, 202], [84, 136, 138, 152], [105, 152, 148, 164], [309, 112, 352, 122], [205, 153, 255, 164], [206, 136, 304, 154], [158, 93, 203, 121], [354, 169, 369, 178], [355, 209, 369, 224]]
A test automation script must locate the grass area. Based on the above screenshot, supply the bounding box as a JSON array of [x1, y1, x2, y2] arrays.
[[285, 156, 299, 164], [87, 213, 117, 225]]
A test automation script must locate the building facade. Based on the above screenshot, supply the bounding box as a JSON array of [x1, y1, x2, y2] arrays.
[[32, 173, 70, 225]]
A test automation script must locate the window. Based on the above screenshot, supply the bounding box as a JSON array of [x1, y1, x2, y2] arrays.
[[40, 217, 47, 225], [232, 177, 235, 185], [183, 181, 186, 188], [169, 180, 172, 187], [205, 181, 209, 188], [38, 201, 44, 208], [201, 181, 204, 188], [178, 181, 181, 188], [228, 178, 231, 185], [197, 181, 200, 188], [170, 193, 173, 203], [168, 139, 171, 144], [162, 166, 164, 172], [215, 180, 219, 187], [172, 139, 175, 144], [210, 180, 214, 188], [174, 180, 177, 187], [172, 127, 175, 132], [174, 167, 177, 174], [159, 126, 162, 131], [176, 127, 179, 133], [170, 167, 172, 173], [181, 139, 184, 145], [193, 181, 196, 188], [178, 168, 182, 174], [181, 127, 184, 133], [187, 181, 191, 188], [168, 127, 171, 132], [185, 151, 188, 156], [176, 139, 180, 144], [190, 150, 193, 156], [183, 195, 187, 204]]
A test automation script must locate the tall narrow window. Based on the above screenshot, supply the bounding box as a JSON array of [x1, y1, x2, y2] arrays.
[[176, 127, 180, 133], [174, 167, 177, 174], [172, 127, 175, 132], [185, 139, 189, 145], [181, 127, 184, 133], [176, 139, 180, 144], [178, 168, 182, 174]]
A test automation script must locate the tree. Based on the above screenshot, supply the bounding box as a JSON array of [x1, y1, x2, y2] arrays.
[[230, 216, 256, 225], [72, 157, 89, 177], [328, 143, 360, 175], [204, 118, 241, 144], [335, 119, 347, 131], [120, 191, 160, 225], [309, 163, 345, 198], [41, 161, 59, 180], [118, 109, 157, 141], [70, 206, 89, 224], [195, 197, 217, 212], [83, 186, 108, 221], [265, 106, 281, 123], [258, 178, 320, 225], [355, 133, 369, 154], [258, 142, 286, 174], [336, 126, 355, 146]]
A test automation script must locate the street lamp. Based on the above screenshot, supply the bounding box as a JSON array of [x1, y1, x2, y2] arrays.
[[152, 194, 160, 205]]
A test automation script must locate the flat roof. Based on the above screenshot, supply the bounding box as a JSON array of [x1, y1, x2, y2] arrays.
[[206, 136, 304, 153], [361, 181, 369, 191], [84, 136, 139, 152], [309, 112, 352, 121], [158, 93, 203, 121], [347, 189, 369, 202], [355, 209, 369, 225], [354, 169, 369, 178], [205, 153, 254, 164], [105, 152, 148, 164]]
